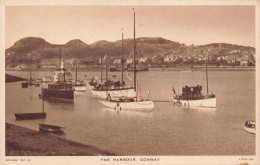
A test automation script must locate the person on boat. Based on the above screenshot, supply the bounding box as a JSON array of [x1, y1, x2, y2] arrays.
[[106, 93, 112, 101]]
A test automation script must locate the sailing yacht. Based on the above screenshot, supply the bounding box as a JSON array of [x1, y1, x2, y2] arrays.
[[173, 51, 216, 108], [21, 53, 40, 88], [90, 30, 136, 99], [99, 9, 154, 111], [72, 58, 86, 92]]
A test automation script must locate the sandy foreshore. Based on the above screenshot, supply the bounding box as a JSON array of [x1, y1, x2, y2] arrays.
[[5, 123, 116, 156]]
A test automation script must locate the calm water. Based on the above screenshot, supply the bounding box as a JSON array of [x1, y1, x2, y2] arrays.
[[5, 70, 255, 155]]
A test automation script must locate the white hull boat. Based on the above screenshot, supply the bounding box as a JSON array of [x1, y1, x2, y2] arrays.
[[99, 10, 154, 112], [73, 85, 86, 92], [91, 87, 136, 99], [42, 76, 53, 83], [99, 100, 154, 111], [244, 121, 256, 134], [173, 97, 216, 108]]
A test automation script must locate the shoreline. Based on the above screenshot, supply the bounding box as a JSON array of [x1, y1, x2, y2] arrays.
[[6, 66, 256, 72], [5, 123, 116, 156]]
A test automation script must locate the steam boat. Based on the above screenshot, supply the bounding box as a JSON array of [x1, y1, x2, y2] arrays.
[[42, 47, 74, 102]]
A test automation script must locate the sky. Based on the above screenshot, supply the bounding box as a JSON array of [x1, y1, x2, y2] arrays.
[[5, 5, 255, 48]]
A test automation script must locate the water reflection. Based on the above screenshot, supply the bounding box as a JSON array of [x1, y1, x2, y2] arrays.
[[6, 70, 255, 155], [101, 107, 154, 118]]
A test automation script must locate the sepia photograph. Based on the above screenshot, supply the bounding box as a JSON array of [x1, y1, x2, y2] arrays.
[[1, 0, 259, 164]]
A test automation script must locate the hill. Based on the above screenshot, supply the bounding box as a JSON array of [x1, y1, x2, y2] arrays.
[[5, 37, 255, 67]]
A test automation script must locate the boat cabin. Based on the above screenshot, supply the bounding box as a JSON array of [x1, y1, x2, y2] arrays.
[[178, 85, 215, 100], [48, 82, 73, 90], [93, 80, 126, 90]]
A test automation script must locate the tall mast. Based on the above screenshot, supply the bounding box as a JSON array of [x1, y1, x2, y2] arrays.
[[59, 46, 65, 82], [133, 8, 136, 92], [100, 54, 103, 83], [30, 53, 32, 81], [59, 46, 62, 69], [42, 87, 44, 113], [121, 28, 124, 82], [105, 54, 108, 82], [206, 51, 209, 94], [75, 58, 78, 82]]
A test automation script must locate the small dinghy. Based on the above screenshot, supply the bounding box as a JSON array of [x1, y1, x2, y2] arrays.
[[21, 82, 28, 88], [244, 121, 256, 134], [15, 112, 46, 120], [15, 87, 46, 120], [39, 124, 65, 133]]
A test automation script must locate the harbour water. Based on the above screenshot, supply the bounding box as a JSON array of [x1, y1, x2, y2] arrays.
[[5, 70, 255, 155]]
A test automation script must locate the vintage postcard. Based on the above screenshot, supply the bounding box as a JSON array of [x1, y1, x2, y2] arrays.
[[0, 0, 259, 164]]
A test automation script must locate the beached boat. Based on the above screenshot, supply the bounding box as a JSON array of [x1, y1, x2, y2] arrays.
[[99, 9, 154, 111], [173, 51, 216, 108], [90, 30, 136, 99], [15, 112, 46, 120], [39, 124, 65, 133], [244, 121, 256, 134], [15, 88, 46, 120], [42, 47, 74, 102]]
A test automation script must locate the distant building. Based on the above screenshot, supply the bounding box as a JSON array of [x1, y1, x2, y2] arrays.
[[16, 64, 28, 69], [240, 60, 248, 66], [163, 55, 174, 62], [113, 58, 121, 64], [138, 57, 148, 63], [77, 65, 87, 69], [126, 58, 133, 64], [42, 65, 56, 69]]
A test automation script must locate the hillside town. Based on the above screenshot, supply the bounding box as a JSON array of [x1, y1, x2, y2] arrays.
[[6, 45, 255, 70]]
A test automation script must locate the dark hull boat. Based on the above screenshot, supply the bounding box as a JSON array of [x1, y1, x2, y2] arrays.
[[22, 82, 28, 88], [15, 87, 46, 120], [21, 52, 40, 88], [42, 82, 74, 102], [39, 124, 65, 133], [15, 112, 46, 120], [42, 47, 74, 102]]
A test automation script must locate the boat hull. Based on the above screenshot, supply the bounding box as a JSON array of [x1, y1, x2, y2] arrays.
[[15, 113, 46, 120], [244, 126, 256, 134], [73, 85, 86, 92], [173, 97, 216, 108], [39, 124, 64, 133], [99, 100, 154, 111], [43, 88, 74, 101], [21, 82, 28, 88], [91, 87, 136, 99], [244, 121, 256, 134]]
